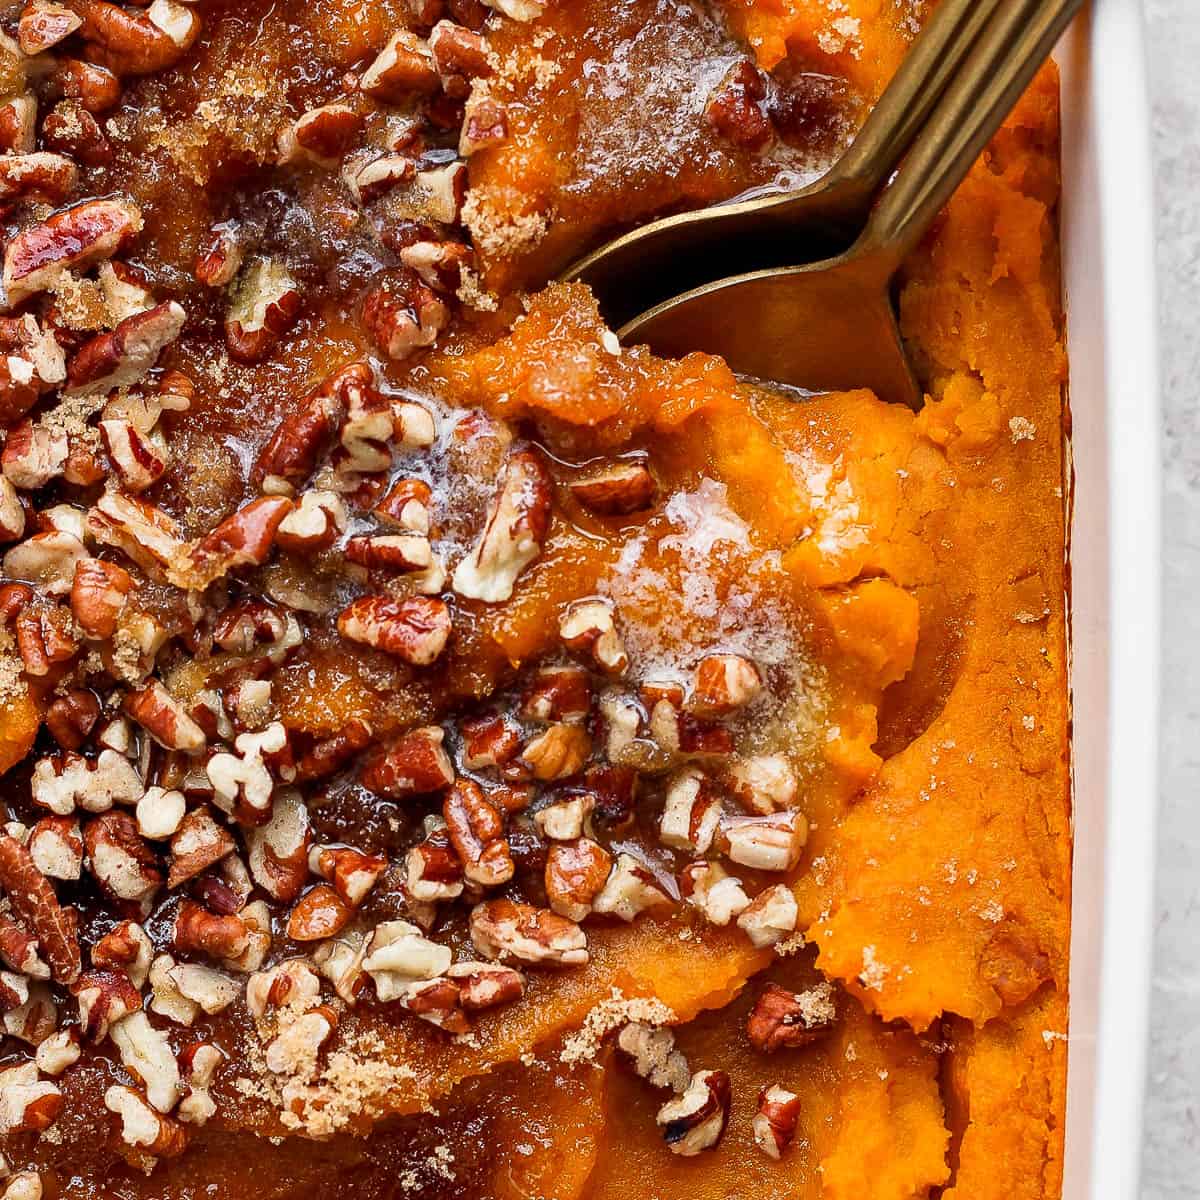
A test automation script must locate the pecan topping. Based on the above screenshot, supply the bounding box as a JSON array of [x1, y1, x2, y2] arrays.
[[75, 0, 200, 76], [568, 457, 657, 515], [337, 594, 452, 665], [224, 258, 302, 363], [469, 898, 588, 966], [452, 446, 552, 602], [362, 724, 454, 797], [545, 838, 611, 921], [656, 1069, 731, 1156], [444, 778, 514, 888], [0, 828, 80, 984], [752, 1084, 801, 1159], [3, 198, 142, 308], [746, 982, 836, 1053]]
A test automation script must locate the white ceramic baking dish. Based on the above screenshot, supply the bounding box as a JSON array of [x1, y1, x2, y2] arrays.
[[1058, 1, 1161, 1197]]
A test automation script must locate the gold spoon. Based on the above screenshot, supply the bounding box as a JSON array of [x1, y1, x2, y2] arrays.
[[573, 0, 1084, 409], [563, 0, 1006, 331]]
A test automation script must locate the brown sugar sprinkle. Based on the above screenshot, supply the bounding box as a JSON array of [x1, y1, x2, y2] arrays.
[[0, 0, 1072, 1191]]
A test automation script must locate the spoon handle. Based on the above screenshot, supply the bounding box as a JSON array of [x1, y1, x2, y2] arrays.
[[821, 0, 1008, 234], [858, 0, 1086, 275]]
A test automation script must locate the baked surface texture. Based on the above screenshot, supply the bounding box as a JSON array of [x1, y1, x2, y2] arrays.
[[0, 0, 1070, 1196]]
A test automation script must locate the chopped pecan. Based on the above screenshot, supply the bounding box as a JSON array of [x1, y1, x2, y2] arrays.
[[0, 152, 78, 205], [194, 222, 243, 288], [278, 103, 363, 168], [459, 95, 507, 155], [362, 920, 451, 1001], [568, 457, 657, 516], [0, 1063, 64, 1135], [52, 57, 121, 113], [0, 94, 36, 154], [84, 811, 162, 903], [444, 778, 514, 888], [657, 1069, 730, 1156], [3, 531, 87, 596], [87, 491, 186, 578], [519, 723, 591, 781], [263, 1005, 337, 1075], [752, 1084, 801, 1159], [736, 883, 799, 948], [206, 723, 291, 825], [245, 960, 320, 1020], [374, 476, 432, 532], [659, 766, 722, 854], [428, 20, 490, 98], [361, 724, 454, 797], [309, 844, 386, 907], [98, 416, 168, 491], [15, 601, 78, 678], [345, 531, 433, 572], [125, 680, 206, 754], [347, 153, 414, 205], [722, 811, 807, 872], [104, 1084, 187, 1157], [177, 1041, 223, 1125], [688, 653, 762, 716], [469, 897, 588, 966], [35, 1026, 82, 1076], [167, 808, 235, 889], [545, 838, 611, 921], [446, 959, 524, 1010], [746, 982, 836, 1053], [360, 270, 449, 361], [185, 495, 293, 586], [405, 825, 464, 902], [172, 899, 248, 960], [224, 258, 302, 363], [42, 101, 112, 166], [288, 883, 352, 941], [92, 918, 152, 986], [399, 239, 473, 293], [559, 597, 628, 674], [2, 420, 68, 490], [460, 713, 521, 770], [617, 1021, 691, 1093], [520, 665, 591, 725], [75, 0, 200, 76], [593, 853, 672, 922], [135, 785, 185, 839], [402, 975, 470, 1033], [678, 860, 749, 927], [337, 594, 452, 665], [28, 816, 83, 880], [3, 198, 141, 308], [452, 446, 551, 603], [253, 363, 367, 491], [32, 748, 143, 815], [0, 478, 24, 543], [0, 906, 49, 978], [275, 489, 346, 552], [0, 827, 80, 984], [726, 754, 797, 815], [44, 689, 101, 750], [74, 968, 142, 1041], [359, 29, 439, 101], [245, 788, 310, 901]]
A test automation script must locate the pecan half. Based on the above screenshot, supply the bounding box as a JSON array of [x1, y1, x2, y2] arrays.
[[444, 778, 513, 888], [68, 301, 185, 395], [74, 0, 200, 76]]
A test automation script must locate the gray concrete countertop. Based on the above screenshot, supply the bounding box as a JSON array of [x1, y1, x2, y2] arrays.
[[1141, 1, 1198, 1195]]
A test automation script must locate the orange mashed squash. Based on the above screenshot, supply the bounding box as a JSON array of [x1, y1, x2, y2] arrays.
[[0, 0, 1068, 1196]]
